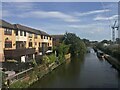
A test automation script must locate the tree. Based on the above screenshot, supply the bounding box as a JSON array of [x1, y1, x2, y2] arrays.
[[63, 32, 86, 56], [101, 40, 109, 44], [55, 43, 70, 62], [82, 39, 90, 46]]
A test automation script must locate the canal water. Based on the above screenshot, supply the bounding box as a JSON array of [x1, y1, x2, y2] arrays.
[[30, 48, 120, 88]]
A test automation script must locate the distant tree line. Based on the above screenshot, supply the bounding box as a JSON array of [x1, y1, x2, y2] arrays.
[[95, 39, 120, 61]]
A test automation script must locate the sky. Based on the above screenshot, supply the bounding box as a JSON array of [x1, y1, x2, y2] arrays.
[[1, 2, 118, 41]]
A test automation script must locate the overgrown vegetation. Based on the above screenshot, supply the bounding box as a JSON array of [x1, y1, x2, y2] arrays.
[[10, 64, 50, 88], [32, 59, 37, 67], [47, 54, 56, 64], [95, 41, 120, 61], [53, 43, 70, 63], [63, 32, 86, 57]]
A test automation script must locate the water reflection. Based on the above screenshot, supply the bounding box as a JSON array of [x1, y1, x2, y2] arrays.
[[30, 48, 119, 88], [97, 57, 104, 62], [30, 55, 85, 88]]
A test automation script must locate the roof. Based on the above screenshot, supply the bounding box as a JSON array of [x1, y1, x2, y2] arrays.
[[40, 31, 50, 36], [0, 20, 14, 29], [51, 35, 64, 39], [14, 24, 41, 35], [14, 24, 51, 36], [0, 19, 51, 36]]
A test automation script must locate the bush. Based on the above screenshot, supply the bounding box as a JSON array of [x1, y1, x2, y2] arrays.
[[32, 59, 37, 67], [42, 55, 50, 65], [52, 43, 69, 63], [47, 54, 56, 63], [58, 54, 64, 63]]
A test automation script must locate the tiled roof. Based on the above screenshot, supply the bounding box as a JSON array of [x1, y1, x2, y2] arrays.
[[0, 19, 51, 36], [0, 20, 14, 29], [40, 31, 50, 36], [14, 24, 41, 35], [14, 24, 51, 36]]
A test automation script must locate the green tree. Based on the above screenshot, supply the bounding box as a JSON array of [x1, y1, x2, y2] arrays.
[[55, 43, 70, 63], [63, 32, 86, 56], [82, 39, 90, 46]]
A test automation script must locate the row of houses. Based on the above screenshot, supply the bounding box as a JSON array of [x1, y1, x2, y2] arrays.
[[0, 20, 53, 62]]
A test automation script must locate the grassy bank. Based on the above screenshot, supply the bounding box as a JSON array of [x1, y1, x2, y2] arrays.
[[10, 63, 56, 88], [9, 53, 70, 88]]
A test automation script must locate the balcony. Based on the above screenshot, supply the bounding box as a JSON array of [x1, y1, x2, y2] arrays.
[[4, 48, 36, 58], [29, 36, 32, 38]]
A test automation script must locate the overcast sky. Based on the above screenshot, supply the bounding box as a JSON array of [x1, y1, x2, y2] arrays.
[[1, 2, 118, 41]]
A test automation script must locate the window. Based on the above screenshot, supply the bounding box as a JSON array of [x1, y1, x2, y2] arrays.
[[4, 28, 12, 35], [29, 42, 32, 47], [16, 41, 26, 49], [50, 37, 52, 40], [15, 30, 18, 36], [41, 35, 43, 39], [39, 42, 40, 47], [29, 33, 32, 38], [5, 41, 12, 48], [35, 42, 37, 46], [20, 31, 23, 36], [48, 43, 49, 46], [24, 31, 26, 36], [35, 34, 37, 39]]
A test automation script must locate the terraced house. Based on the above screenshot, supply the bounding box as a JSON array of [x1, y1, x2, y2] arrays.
[[0, 20, 16, 62], [0, 20, 53, 62]]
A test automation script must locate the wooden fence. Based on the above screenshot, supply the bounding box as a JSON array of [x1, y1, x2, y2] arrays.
[[5, 67, 33, 85]]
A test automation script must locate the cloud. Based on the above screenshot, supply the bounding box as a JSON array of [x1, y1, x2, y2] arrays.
[[2, 2, 80, 22], [66, 23, 111, 41], [103, 3, 118, 9], [2, 10, 13, 17], [2, 2, 34, 11], [13, 3, 34, 10], [68, 23, 107, 28], [18, 11, 80, 22], [67, 22, 109, 35], [2, 2, 35, 18], [75, 9, 111, 16], [94, 15, 118, 21]]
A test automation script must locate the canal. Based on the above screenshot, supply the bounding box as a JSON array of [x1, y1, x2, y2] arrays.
[[30, 48, 120, 88]]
